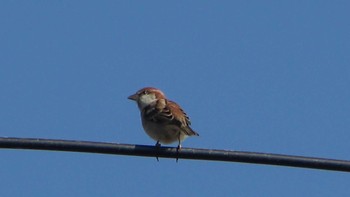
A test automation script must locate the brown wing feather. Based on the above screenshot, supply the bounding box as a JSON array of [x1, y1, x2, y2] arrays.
[[142, 99, 199, 136], [142, 99, 173, 123], [166, 101, 199, 136]]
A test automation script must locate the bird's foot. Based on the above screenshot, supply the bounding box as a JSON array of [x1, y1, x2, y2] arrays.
[[176, 144, 182, 163], [155, 141, 161, 162]]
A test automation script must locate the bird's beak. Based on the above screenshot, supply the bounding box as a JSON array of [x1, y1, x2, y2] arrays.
[[128, 93, 138, 101]]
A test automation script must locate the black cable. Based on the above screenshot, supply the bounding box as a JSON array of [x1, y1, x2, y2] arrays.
[[0, 137, 349, 172]]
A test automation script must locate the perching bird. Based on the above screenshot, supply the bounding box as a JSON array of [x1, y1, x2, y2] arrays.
[[128, 87, 199, 160]]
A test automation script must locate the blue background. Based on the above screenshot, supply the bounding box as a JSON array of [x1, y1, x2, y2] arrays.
[[1, 1, 349, 196]]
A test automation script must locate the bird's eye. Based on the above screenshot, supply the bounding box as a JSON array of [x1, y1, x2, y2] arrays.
[[143, 90, 148, 95]]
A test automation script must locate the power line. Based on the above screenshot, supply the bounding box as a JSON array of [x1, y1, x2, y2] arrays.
[[0, 137, 349, 172]]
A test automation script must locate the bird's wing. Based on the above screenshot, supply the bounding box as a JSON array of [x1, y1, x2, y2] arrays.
[[143, 99, 198, 136]]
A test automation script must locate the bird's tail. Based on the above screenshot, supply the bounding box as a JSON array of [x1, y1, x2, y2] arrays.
[[182, 126, 199, 136]]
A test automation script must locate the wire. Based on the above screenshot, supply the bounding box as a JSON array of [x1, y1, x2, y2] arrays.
[[0, 137, 349, 172]]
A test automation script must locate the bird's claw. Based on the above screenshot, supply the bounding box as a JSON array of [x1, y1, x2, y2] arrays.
[[155, 141, 161, 162], [176, 144, 182, 162]]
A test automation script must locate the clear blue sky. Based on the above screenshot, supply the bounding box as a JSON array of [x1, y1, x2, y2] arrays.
[[1, 1, 349, 196]]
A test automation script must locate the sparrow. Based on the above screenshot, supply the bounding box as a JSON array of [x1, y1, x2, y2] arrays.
[[128, 87, 199, 160]]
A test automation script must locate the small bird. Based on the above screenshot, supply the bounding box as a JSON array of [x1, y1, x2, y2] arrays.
[[128, 87, 199, 160]]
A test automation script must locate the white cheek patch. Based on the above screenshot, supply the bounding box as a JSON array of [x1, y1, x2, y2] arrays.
[[138, 94, 157, 109]]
